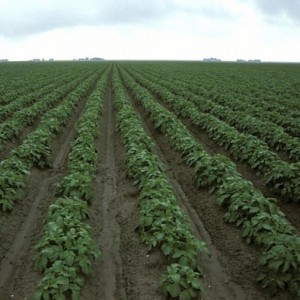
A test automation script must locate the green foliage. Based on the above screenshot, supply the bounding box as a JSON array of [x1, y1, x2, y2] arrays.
[[160, 264, 203, 299], [55, 172, 94, 202], [194, 154, 236, 191], [267, 162, 300, 202], [35, 206, 99, 273], [33, 261, 83, 300], [258, 235, 300, 296], [0, 157, 30, 211]]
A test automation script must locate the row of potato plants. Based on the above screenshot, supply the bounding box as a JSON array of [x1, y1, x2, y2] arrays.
[[0, 70, 58, 105], [123, 67, 300, 203], [198, 70, 300, 121], [133, 67, 300, 162], [113, 69, 208, 300], [119, 66, 300, 297], [142, 63, 300, 120], [137, 64, 300, 138], [207, 89, 300, 138], [185, 68, 300, 137], [0, 69, 106, 212], [33, 67, 109, 300], [0, 62, 99, 105], [0, 70, 88, 122], [0, 71, 93, 146]]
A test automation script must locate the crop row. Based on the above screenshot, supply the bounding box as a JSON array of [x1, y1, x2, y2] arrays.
[[122, 66, 300, 203], [33, 67, 109, 300], [0, 71, 59, 105], [113, 68, 208, 299], [118, 66, 300, 297], [139, 63, 300, 121], [0, 70, 91, 122], [136, 64, 300, 137], [0, 62, 100, 105], [0, 71, 97, 147], [130, 67, 300, 162], [0, 69, 106, 212]]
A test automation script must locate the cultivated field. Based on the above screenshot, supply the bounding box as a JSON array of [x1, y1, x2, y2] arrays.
[[0, 61, 299, 300]]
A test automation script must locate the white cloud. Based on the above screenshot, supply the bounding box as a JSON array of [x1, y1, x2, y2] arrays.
[[0, 0, 299, 61], [251, 0, 300, 24], [0, 0, 172, 37]]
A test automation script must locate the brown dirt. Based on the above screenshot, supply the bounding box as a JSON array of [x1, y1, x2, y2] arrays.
[[81, 76, 166, 300]]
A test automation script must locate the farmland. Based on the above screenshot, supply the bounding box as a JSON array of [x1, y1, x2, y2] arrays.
[[0, 61, 299, 300]]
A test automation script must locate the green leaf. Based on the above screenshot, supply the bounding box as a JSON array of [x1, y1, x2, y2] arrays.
[[167, 283, 181, 297], [66, 254, 75, 267], [270, 260, 283, 272], [71, 290, 80, 300], [54, 294, 65, 300], [172, 250, 185, 259], [179, 289, 192, 300], [191, 278, 202, 290], [32, 291, 43, 300], [170, 273, 181, 283], [282, 260, 290, 273], [42, 291, 50, 300], [161, 243, 172, 256]]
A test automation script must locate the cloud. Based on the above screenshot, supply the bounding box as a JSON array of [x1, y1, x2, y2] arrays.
[[170, 0, 236, 19], [1, 0, 299, 62], [252, 0, 300, 23], [0, 0, 245, 38], [0, 0, 172, 37]]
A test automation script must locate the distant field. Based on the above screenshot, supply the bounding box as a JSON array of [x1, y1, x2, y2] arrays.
[[0, 61, 300, 299]]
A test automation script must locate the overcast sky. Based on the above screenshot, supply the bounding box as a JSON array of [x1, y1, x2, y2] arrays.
[[0, 0, 299, 62]]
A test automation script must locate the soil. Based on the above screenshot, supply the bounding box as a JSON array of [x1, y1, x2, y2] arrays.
[[0, 73, 296, 300], [81, 76, 166, 300]]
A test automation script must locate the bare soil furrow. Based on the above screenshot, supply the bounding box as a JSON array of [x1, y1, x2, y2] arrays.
[[82, 78, 167, 300], [81, 79, 127, 300], [99, 80, 127, 299]]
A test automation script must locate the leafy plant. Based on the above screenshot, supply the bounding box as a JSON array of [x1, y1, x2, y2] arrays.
[[258, 235, 300, 296], [160, 264, 203, 300], [33, 261, 83, 300], [55, 172, 94, 201]]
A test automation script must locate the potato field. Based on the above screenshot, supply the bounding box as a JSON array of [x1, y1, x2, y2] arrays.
[[0, 61, 300, 300]]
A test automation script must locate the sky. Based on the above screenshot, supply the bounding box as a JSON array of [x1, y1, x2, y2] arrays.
[[0, 0, 299, 62]]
